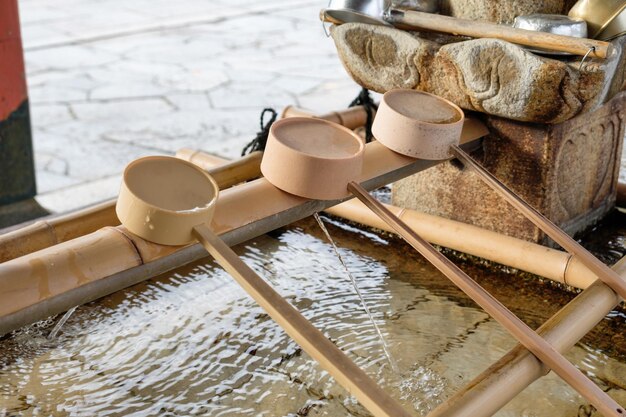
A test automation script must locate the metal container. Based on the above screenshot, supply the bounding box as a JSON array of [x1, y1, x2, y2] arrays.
[[568, 0, 626, 39], [325, 0, 392, 26], [392, 0, 438, 14], [596, 7, 626, 40], [513, 14, 587, 38], [513, 14, 587, 55]]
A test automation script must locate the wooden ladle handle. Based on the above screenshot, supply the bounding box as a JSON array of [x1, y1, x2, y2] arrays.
[[388, 9, 609, 58], [191, 224, 412, 417], [449, 145, 626, 302], [347, 182, 625, 417]]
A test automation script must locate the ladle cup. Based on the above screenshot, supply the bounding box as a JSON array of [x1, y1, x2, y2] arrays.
[[368, 89, 626, 417], [260, 105, 624, 417], [116, 156, 412, 417]]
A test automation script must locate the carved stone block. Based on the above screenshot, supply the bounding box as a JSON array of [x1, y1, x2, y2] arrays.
[[331, 23, 621, 124], [392, 92, 625, 244]]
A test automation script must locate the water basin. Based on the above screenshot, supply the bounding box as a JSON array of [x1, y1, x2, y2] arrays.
[[0, 210, 624, 416]]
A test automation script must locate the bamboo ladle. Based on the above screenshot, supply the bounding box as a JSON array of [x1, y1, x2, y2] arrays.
[[258, 103, 624, 417], [115, 156, 412, 417], [366, 89, 625, 417], [320, 7, 610, 58]]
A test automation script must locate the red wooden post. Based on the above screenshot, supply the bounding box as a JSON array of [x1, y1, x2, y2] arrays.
[[0, 0, 36, 208]]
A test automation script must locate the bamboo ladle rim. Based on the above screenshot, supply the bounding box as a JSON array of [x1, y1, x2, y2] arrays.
[[115, 156, 412, 417]]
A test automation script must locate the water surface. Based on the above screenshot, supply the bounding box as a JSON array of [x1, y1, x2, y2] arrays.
[[0, 212, 624, 417]]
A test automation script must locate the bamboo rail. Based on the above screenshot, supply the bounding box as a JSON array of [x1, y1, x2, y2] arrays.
[[386, 10, 610, 58], [325, 199, 597, 289], [0, 138, 478, 336], [281, 105, 369, 130], [349, 182, 624, 417], [320, 9, 610, 58]]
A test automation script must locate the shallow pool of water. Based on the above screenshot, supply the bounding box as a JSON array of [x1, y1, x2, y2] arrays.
[[0, 211, 625, 417]]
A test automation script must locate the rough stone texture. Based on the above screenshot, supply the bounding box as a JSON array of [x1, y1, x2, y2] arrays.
[[331, 23, 612, 124], [392, 92, 625, 244], [440, 0, 580, 25]]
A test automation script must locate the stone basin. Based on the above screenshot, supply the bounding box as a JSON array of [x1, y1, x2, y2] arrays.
[[330, 21, 625, 124]]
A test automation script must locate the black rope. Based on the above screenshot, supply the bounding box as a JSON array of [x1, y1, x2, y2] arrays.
[[348, 87, 378, 143], [241, 108, 278, 156]]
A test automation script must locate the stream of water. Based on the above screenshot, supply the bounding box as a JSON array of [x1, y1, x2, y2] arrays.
[[314, 212, 399, 374]]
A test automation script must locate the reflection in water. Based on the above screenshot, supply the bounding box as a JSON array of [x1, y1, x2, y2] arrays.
[[0, 216, 624, 417]]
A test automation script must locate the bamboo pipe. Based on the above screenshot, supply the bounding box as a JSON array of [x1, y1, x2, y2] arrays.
[[195, 225, 412, 417], [324, 199, 596, 289], [176, 150, 263, 188], [386, 10, 609, 58], [428, 257, 626, 417], [451, 146, 626, 301], [281, 105, 369, 131], [348, 182, 625, 417]]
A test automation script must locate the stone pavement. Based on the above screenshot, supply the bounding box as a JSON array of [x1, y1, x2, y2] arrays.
[[19, 0, 358, 213]]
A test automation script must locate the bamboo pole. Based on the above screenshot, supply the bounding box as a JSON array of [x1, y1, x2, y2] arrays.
[[324, 199, 596, 289], [319, 9, 610, 58], [428, 256, 626, 417], [348, 182, 625, 417], [281, 105, 369, 131], [176, 150, 263, 186], [0, 157, 258, 263], [387, 10, 609, 58]]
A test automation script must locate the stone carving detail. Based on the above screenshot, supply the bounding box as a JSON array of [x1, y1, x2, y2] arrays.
[[555, 115, 621, 219], [331, 23, 608, 124]]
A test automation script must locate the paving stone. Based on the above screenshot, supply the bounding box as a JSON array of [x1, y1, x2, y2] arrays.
[[208, 82, 296, 110], [27, 45, 121, 72], [29, 104, 75, 127], [34, 169, 82, 194], [36, 175, 123, 212], [68, 98, 173, 122], [20, 0, 353, 212]]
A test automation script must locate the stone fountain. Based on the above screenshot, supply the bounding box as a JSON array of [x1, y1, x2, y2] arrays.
[[329, 0, 626, 243]]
